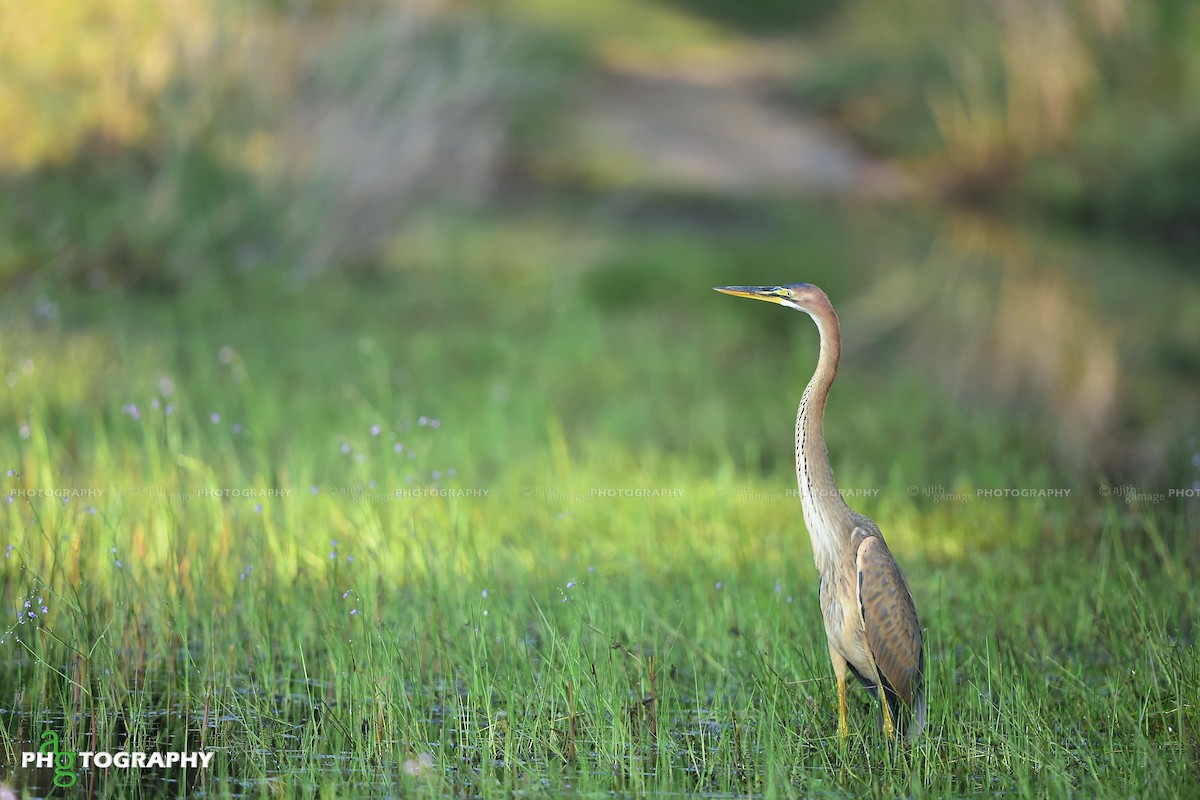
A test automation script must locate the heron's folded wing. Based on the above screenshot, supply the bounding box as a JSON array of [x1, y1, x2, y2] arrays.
[[855, 533, 923, 708]]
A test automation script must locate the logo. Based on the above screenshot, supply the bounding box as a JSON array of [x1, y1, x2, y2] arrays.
[[22, 732, 77, 788], [20, 731, 214, 788]]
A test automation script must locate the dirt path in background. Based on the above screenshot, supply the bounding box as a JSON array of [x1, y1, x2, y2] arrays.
[[575, 52, 912, 199]]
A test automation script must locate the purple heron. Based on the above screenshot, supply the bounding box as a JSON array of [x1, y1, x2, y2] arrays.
[[716, 283, 925, 742]]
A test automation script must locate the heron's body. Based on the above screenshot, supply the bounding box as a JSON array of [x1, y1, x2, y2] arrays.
[[716, 283, 925, 742]]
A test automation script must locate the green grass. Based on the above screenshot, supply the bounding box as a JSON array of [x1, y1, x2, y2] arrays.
[[1, 204, 1197, 798]]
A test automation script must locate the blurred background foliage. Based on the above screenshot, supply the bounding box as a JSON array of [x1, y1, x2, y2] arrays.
[[793, 0, 1200, 243], [5, 0, 1199, 280], [0, 0, 547, 287], [0, 0, 1197, 484]]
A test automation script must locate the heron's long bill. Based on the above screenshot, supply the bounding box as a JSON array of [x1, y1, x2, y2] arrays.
[[714, 285, 789, 305]]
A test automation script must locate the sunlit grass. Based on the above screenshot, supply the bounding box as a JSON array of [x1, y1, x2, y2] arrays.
[[1, 208, 1196, 797]]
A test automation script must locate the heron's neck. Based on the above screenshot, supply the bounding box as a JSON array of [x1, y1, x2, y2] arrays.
[[795, 310, 852, 542]]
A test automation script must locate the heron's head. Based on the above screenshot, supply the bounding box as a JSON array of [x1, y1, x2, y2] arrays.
[[713, 283, 832, 317]]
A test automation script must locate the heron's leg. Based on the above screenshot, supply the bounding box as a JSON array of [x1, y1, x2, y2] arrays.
[[827, 644, 849, 741], [878, 686, 895, 741], [837, 672, 849, 739]]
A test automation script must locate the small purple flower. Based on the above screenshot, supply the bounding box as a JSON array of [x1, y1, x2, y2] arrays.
[[232, 423, 243, 434], [565, 581, 575, 589], [165, 403, 175, 415], [481, 589, 488, 598], [350, 608, 360, 616], [393, 443, 404, 454], [430, 419, 441, 429], [370, 425, 381, 437], [210, 413, 220, 424], [715, 581, 723, 590], [4, 544, 13, 559], [87, 506, 96, 514], [418, 416, 428, 427], [432, 470, 441, 480], [341, 442, 351, 455], [254, 503, 262, 514], [448, 468, 457, 477], [123, 404, 140, 420], [151, 398, 161, 410], [587, 566, 595, 574], [311, 485, 319, 495], [343, 590, 352, 599]]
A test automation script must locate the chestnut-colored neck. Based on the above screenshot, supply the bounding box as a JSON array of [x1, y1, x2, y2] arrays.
[[794, 297, 853, 564]]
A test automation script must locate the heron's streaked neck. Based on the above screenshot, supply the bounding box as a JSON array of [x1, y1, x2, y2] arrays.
[[795, 307, 852, 531]]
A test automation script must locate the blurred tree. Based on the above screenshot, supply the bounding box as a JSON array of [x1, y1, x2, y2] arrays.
[[0, 1, 538, 288], [0, 0, 212, 167]]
